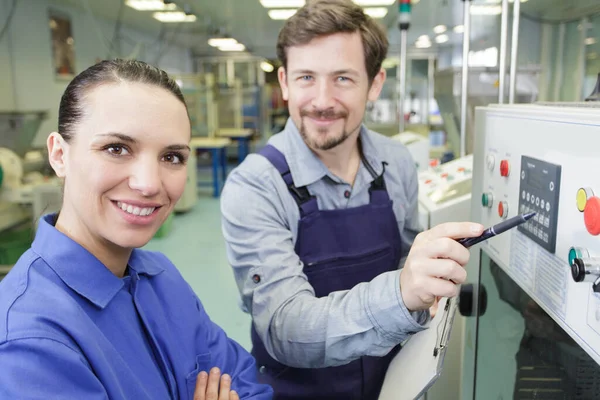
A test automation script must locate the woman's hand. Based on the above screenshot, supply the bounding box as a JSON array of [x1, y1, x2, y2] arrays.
[[194, 367, 240, 400]]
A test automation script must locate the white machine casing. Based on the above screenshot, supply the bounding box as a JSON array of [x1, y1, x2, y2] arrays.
[[462, 103, 600, 398], [418, 154, 473, 231], [392, 132, 430, 172]]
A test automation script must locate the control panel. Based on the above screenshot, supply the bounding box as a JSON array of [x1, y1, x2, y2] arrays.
[[517, 156, 561, 253], [471, 103, 600, 366], [418, 154, 473, 230]]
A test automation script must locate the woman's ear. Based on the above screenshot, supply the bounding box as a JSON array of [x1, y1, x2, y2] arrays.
[[47, 132, 68, 178]]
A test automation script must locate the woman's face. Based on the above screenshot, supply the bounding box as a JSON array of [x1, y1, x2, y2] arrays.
[[48, 82, 191, 250]]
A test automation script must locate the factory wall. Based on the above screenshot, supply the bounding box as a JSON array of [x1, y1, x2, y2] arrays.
[[0, 0, 194, 148]]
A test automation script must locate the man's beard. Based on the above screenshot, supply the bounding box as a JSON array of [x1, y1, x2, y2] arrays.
[[299, 108, 353, 151]]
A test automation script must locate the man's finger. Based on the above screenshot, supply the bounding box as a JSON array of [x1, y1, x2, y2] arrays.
[[425, 237, 471, 266], [230, 391, 240, 400], [426, 222, 484, 240]]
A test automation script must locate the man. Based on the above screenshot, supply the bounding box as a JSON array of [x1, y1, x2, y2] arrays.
[[220, 1, 483, 398]]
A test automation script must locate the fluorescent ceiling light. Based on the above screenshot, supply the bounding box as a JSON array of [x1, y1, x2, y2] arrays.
[[126, 0, 177, 11], [435, 34, 449, 43], [260, 0, 397, 6], [453, 25, 464, 33], [484, 0, 528, 3], [261, 62, 275, 73], [415, 41, 431, 48], [260, 0, 304, 7], [268, 9, 298, 19], [418, 35, 430, 41], [470, 5, 502, 15], [208, 38, 238, 47], [219, 43, 246, 52], [433, 25, 447, 34], [363, 7, 388, 18], [354, 0, 395, 5], [153, 12, 196, 22], [585, 37, 597, 45]]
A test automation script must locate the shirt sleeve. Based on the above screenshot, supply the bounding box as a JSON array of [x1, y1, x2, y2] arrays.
[[192, 294, 274, 399], [220, 166, 429, 369], [0, 337, 108, 399]]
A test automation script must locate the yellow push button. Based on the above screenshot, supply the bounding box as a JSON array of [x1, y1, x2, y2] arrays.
[[577, 187, 594, 212]]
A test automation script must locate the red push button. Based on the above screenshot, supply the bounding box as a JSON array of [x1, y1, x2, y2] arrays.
[[458, 167, 465, 172], [500, 160, 510, 177], [441, 173, 448, 178], [584, 196, 600, 236], [425, 179, 432, 184], [498, 201, 508, 218]]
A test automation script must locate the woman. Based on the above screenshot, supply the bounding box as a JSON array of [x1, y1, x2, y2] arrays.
[[0, 59, 273, 400]]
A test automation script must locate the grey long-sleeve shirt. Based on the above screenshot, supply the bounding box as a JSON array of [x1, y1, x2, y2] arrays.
[[220, 119, 429, 368]]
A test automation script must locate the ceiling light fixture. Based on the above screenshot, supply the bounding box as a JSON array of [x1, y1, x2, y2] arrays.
[[354, 0, 395, 5], [126, 0, 178, 11], [433, 25, 447, 34], [261, 62, 275, 73], [218, 43, 246, 52], [267, 9, 298, 20], [453, 25, 465, 33], [208, 38, 238, 47], [153, 11, 197, 22], [363, 7, 388, 18], [260, 0, 304, 7], [435, 34, 449, 43]]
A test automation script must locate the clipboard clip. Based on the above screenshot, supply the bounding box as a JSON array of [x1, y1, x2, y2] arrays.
[[433, 298, 452, 357]]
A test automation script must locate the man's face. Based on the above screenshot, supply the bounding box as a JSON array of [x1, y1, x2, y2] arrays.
[[278, 31, 385, 151]]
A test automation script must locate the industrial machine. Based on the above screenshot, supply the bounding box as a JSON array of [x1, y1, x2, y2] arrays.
[[434, 66, 540, 157], [412, 154, 473, 400], [0, 111, 61, 232], [460, 103, 600, 399], [393, 131, 430, 172], [417, 154, 473, 232], [0, 111, 62, 273]]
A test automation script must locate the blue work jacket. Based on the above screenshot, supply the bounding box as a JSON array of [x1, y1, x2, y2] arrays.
[[0, 214, 273, 399]]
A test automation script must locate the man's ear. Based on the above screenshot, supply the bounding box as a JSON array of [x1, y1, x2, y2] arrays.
[[278, 66, 289, 101], [367, 68, 387, 102], [47, 132, 69, 178]]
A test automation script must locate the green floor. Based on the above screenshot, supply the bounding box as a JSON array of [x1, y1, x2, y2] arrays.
[[143, 191, 252, 351]]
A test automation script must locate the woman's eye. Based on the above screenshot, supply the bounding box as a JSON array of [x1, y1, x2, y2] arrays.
[[107, 145, 129, 156], [163, 153, 184, 164]]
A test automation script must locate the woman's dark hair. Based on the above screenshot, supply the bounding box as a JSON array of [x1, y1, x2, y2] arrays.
[[58, 59, 187, 141]]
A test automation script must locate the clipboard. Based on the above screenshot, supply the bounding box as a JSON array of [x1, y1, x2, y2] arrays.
[[378, 297, 457, 400]]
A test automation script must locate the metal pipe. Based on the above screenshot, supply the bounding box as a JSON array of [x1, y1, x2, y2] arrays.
[[553, 23, 565, 101], [399, 29, 408, 133], [459, 0, 471, 157], [508, 0, 521, 104], [498, 0, 509, 104], [427, 55, 435, 126]]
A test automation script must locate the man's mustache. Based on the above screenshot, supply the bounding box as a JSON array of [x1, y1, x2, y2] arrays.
[[300, 109, 348, 119]]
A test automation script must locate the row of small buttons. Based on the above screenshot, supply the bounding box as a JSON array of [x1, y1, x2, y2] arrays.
[[522, 223, 550, 243], [520, 204, 550, 228], [522, 191, 551, 212]]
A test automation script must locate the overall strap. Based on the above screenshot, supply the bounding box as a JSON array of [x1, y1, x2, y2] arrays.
[[258, 145, 319, 216], [363, 155, 391, 204]]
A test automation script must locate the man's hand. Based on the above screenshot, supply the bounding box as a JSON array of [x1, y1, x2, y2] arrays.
[[400, 222, 484, 312], [194, 367, 240, 400]]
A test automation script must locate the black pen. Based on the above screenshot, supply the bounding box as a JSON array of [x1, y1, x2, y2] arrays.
[[457, 212, 536, 248]]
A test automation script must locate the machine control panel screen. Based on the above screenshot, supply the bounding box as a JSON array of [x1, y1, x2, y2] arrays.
[[517, 156, 561, 253]]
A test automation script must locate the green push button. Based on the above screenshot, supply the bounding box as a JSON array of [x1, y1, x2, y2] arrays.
[[481, 193, 489, 207], [569, 247, 589, 266]]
